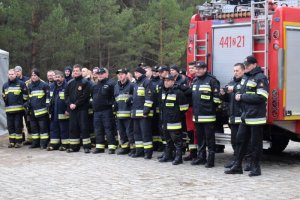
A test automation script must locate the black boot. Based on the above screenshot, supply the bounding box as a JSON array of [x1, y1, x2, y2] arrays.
[[224, 155, 236, 168], [205, 153, 215, 168], [144, 148, 153, 159], [93, 148, 105, 154], [191, 149, 207, 165], [183, 148, 197, 161], [128, 148, 136, 157], [131, 148, 144, 158], [117, 148, 130, 155], [224, 163, 243, 174], [159, 143, 173, 162], [172, 148, 183, 165], [248, 162, 261, 177], [244, 158, 252, 171]]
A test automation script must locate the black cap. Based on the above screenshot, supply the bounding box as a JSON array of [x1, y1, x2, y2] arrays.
[[195, 61, 207, 68], [170, 65, 179, 73], [244, 56, 257, 66], [179, 68, 187, 75], [158, 66, 170, 72], [116, 68, 128, 74], [31, 68, 40, 77], [152, 66, 159, 72], [95, 67, 106, 74], [135, 66, 146, 75], [164, 74, 175, 81]]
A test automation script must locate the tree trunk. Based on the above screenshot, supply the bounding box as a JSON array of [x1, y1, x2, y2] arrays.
[[30, 8, 39, 70], [159, 9, 163, 65]]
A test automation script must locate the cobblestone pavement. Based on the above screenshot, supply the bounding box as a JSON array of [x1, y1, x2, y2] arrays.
[[0, 135, 300, 200]]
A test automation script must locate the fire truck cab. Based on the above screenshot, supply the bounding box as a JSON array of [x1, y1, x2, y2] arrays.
[[187, 0, 300, 153]]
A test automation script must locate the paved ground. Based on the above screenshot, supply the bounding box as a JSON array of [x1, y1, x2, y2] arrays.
[[0, 135, 300, 200]]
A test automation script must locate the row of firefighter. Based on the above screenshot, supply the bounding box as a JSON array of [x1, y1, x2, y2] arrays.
[[2, 55, 269, 176]]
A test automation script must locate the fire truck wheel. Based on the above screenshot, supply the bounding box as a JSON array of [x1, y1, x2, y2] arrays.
[[267, 135, 290, 154]]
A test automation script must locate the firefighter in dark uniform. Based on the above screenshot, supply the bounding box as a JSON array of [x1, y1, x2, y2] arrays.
[[91, 67, 117, 154], [2, 69, 28, 148], [65, 64, 92, 153], [131, 66, 154, 159], [47, 71, 69, 151], [225, 56, 269, 176], [158, 75, 189, 165], [114, 68, 135, 155], [220, 63, 245, 168], [27, 69, 50, 149], [64, 66, 73, 83], [191, 61, 221, 168], [151, 66, 163, 151]]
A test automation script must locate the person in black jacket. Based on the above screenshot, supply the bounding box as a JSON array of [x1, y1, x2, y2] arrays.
[[220, 63, 245, 168], [27, 69, 50, 149], [191, 61, 221, 168], [65, 64, 92, 153], [2, 69, 28, 148], [158, 75, 189, 165], [47, 71, 69, 151], [131, 66, 154, 159], [114, 68, 135, 155], [225, 56, 269, 177], [91, 67, 117, 154]]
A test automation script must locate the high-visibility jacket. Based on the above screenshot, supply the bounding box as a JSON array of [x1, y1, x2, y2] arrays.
[[160, 86, 189, 130], [28, 80, 50, 118], [2, 79, 28, 113], [192, 73, 221, 123], [114, 79, 134, 119], [239, 67, 269, 125], [49, 81, 69, 120], [131, 75, 154, 118]]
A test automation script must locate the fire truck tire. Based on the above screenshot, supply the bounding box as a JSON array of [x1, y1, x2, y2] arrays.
[[267, 135, 289, 154]]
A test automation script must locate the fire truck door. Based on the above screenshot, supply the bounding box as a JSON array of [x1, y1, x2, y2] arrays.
[[285, 25, 300, 118]]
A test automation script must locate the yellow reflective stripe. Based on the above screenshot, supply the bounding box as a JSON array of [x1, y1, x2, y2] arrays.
[[235, 117, 242, 123], [137, 87, 145, 96], [70, 139, 80, 145], [116, 111, 131, 118], [50, 139, 60, 144], [257, 89, 269, 99], [116, 94, 130, 101], [5, 105, 24, 112], [144, 100, 153, 107], [245, 117, 266, 125], [156, 107, 160, 113], [40, 133, 49, 139], [96, 144, 105, 149], [61, 139, 69, 144], [246, 91, 255, 94], [30, 90, 45, 98], [32, 134, 40, 139], [34, 108, 48, 116], [167, 122, 182, 130], [152, 136, 162, 142], [23, 94, 29, 100], [82, 138, 91, 145], [58, 114, 69, 120], [213, 97, 222, 104], [59, 92, 65, 100], [199, 85, 211, 92], [121, 143, 129, 148], [166, 94, 176, 100], [201, 95, 210, 100], [246, 80, 257, 87], [135, 141, 143, 148], [143, 142, 153, 149], [15, 134, 22, 139], [179, 104, 189, 111], [166, 103, 174, 107], [9, 134, 16, 139], [189, 144, 197, 149], [108, 145, 117, 150], [193, 115, 216, 122]]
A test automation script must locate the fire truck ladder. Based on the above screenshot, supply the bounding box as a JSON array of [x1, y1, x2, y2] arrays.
[[250, 0, 269, 77], [194, 32, 209, 63]]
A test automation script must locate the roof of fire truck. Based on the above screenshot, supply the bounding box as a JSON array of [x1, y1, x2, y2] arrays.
[[196, 0, 300, 18]]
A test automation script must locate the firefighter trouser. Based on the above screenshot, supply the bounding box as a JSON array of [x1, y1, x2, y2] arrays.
[[117, 118, 134, 149], [7, 112, 24, 144], [195, 123, 216, 154], [50, 119, 69, 149], [30, 115, 49, 148], [152, 114, 162, 147], [229, 124, 240, 157], [163, 130, 183, 148], [88, 112, 95, 145], [94, 109, 117, 151], [235, 123, 263, 165], [133, 118, 152, 152], [69, 109, 91, 151]]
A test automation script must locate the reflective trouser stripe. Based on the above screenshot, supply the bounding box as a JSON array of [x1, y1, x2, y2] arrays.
[[167, 123, 182, 130], [40, 133, 49, 140], [50, 139, 60, 144], [121, 142, 129, 148], [193, 115, 216, 122], [15, 134, 22, 140], [96, 144, 105, 149], [69, 139, 80, 145], [152, 136, 162, 142], [144, 142, 153, 149], [34, 108, 48, 116], [82, 138, 91, 145], [135, 141, 144, 148], [108, 145, 117, 150], [245, 117, 266, 125], [5, 105, 24, 112], [9, 134, 16, 139], [32, 133, 40, 139], [61, 139, 69, 145]]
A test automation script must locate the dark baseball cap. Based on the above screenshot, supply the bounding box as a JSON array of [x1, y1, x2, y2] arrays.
[[95, 67, 106, 74], [164, 74, 175, 81], [116, 68, 128, 74], [195, 61, 207, 68], [158, 66, 170, 72], [244, 56, 257, 66], [179, 68, 187, 75], [152, 66, 159, 72]]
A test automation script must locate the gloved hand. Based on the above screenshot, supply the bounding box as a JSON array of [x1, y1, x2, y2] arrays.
[[125, 96, 133, 106]]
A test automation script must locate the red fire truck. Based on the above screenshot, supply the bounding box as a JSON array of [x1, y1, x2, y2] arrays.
[[186, 0, 300, 153]]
